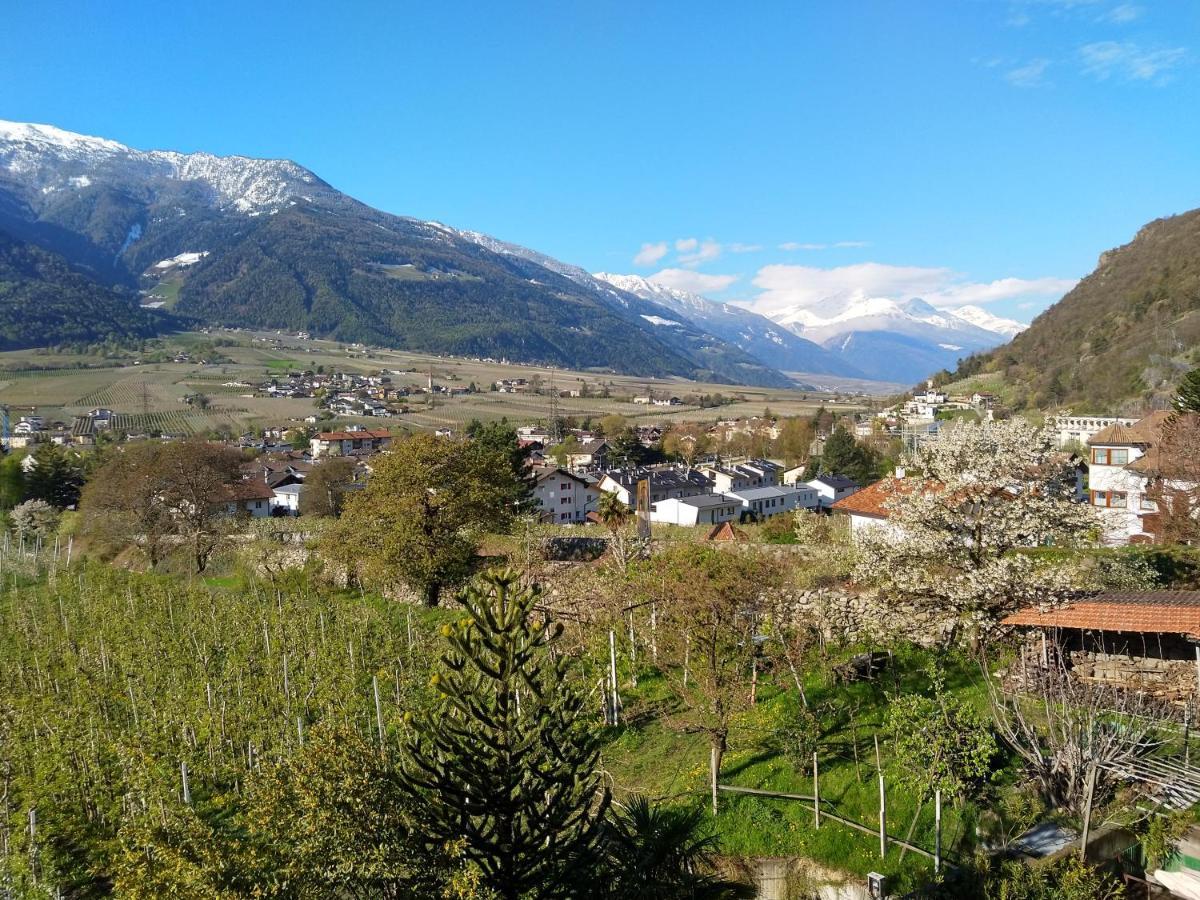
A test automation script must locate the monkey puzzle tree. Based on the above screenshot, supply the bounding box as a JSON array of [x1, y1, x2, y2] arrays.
[[401, 569, 609, 899]]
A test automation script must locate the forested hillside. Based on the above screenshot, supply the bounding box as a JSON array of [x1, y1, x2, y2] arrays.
[[0, 229, 167, 349], [948, 209, 1200, 412]]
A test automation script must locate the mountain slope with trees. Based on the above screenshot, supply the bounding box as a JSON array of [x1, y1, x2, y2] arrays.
[[0, 228, 168, 349], [947, 208, 1200, 411], [0, 120, 792, 387]]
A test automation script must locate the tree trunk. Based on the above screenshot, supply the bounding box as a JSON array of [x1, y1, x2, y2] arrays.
[[422, 581, 441, 607]]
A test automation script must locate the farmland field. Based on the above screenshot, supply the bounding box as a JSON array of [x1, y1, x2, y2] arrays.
[[0, 330, 875, 437]]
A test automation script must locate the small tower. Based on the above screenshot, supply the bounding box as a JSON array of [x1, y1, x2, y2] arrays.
[[427, 367, 434, 392]]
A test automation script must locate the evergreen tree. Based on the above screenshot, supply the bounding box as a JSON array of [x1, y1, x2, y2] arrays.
[[0, 452, 26, 510], [24, 443, 85, 509], [1175, 366, 1200, 413], [818, 425, 877, 484], [402, 569, 610, 899]]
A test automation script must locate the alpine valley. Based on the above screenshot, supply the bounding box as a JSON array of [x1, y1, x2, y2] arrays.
[[0, 119, 1025, 387], [0, 120, 798, 387]]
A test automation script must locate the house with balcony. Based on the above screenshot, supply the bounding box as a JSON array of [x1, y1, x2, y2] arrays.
[[1086, 411, 1175, 544], [532, 466, 600, 524]]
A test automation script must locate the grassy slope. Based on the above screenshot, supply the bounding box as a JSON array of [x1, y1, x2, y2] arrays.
[[601, 645, 996, 891]]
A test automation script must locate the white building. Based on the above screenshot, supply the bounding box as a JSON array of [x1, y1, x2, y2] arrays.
[[727, 485, 818, 519], [1048, 413, 1139, 451], [650, 494, 741, 527], [271, 484, 303, 516], [831, 478, 907, 538], [1086, 411, 1175, 545], [532, 466, 600, 524], [806, 474, 861, 510]]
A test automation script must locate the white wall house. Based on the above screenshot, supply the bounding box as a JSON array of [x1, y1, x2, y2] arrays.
[[806, 474, 860, 510], [532, 466, 600, 524], [727, 485, 818, 519], [597, 468, 713, 511], [650, 494, 740, 527], [271, 484, 303, 516], [831, 478, 907, 538], [1086, 411, 1174, 545]]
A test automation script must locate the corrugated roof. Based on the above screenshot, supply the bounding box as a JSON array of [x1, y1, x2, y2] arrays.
[[1002, 591, 1200, 636]]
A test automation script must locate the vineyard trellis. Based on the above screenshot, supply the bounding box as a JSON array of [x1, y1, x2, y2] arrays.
[[0, 561, 445, 893]]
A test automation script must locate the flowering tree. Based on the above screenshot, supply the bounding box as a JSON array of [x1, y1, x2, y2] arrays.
[[853, 419, 1097, 632]]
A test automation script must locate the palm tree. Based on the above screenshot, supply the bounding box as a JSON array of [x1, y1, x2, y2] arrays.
[[606, 796, 755, 899], [597, 492, 632, 533]]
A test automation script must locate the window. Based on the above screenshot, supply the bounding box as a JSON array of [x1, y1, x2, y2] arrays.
[[1091, 490, 1127, 509], [561, 496, 572, 505], [1141, 498, 1158, 511], [560, 513, 569, 521], [1091, 448, 1130, 466]]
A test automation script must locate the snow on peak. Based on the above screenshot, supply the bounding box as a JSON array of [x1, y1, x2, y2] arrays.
[[948, 305, 1028, 338], [0, 119, 324, 214], [0, 119, 127, 153]]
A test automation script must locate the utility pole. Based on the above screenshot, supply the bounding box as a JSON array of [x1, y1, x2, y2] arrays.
[[548, 371, 562, 443]]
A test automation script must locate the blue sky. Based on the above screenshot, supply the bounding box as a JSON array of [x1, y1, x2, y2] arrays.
[[2, 0, 1197, 322]]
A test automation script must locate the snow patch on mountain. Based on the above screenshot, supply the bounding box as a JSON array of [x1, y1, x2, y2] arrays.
[[0, 119, 326, 214], [641, 314, 680, 327], [153, 251, 209, 270], [947, 304, 1027, 338]]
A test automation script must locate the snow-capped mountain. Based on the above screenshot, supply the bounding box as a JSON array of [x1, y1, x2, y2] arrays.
[[0, 120, 794, 386], [0, 120, 328, 214], [591, 273, 863, 378], [763, 293, 1022, 383], [946, 304, 1027, 339]]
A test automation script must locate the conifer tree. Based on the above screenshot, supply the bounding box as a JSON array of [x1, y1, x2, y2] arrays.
[[402, 568, 609, 899], [1175, 366, 1200, 413]]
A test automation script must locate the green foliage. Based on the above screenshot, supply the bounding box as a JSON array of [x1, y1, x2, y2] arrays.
[[0, 230, 168, 350], [606, 797, 755, 900], [886, 664, 998, 800], [1176, 366, 1200, 412], [0, 564, 447, 895], [298, 457, 356, 518], [817, 425, 878, 484], [1142, 808, 1196, 870], [23, 442, 85, 509], [0, 452, 27, 510], [947, 209, 1200, 411], [329, 433, 526, 605], [980, 857, 1125, 900], [402, 569, 610, 899]]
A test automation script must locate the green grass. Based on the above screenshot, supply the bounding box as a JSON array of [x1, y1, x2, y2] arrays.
[[145, 277, 182, 308], [600, 645, 996, 892]]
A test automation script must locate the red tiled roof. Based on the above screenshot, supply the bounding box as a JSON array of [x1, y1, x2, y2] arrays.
[[1003, 591, 1200, 636], [316, 429, 392, 441], [1089, 410, 1174, 447], [831, 478, 925, 519]]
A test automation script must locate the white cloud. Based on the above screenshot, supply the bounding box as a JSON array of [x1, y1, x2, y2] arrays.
[[745, 262, 1075, 315], [779, 240, 870, 251], [648, 268, 739, 295], [1098, 3, 1142, 23], [1079, 41, 1187, 83], [678, 239, 722, 266], [1006, 58, 1051, 87], [729, 242, 762, 253], [674, 237, 699, 253], [633, 242, 668, 266]]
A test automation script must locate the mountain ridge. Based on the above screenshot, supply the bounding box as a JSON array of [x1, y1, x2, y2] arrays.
[[0, 120, 792, 386], [946, 208, 1200, 411]]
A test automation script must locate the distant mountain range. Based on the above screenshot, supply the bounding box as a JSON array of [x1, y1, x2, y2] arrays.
[[591, 273, 862, 377], [596, 273, 1027, 384], [0, 120, 792, 387], [949, 208, 1200, 412]]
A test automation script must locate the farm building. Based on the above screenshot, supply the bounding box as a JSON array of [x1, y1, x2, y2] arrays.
[[1002, 591, 1200, 704]]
